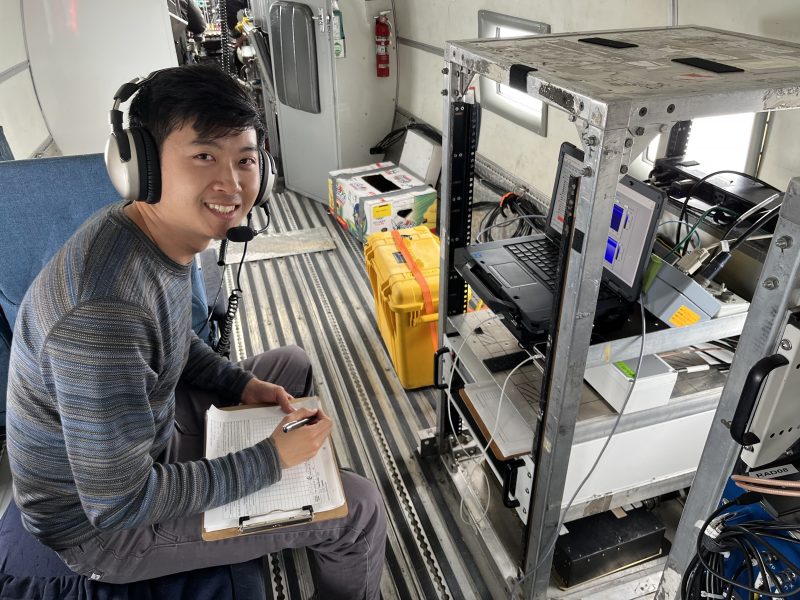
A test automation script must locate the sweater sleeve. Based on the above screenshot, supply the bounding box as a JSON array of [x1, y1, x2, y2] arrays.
[[180, 331, 254, 404], [44, 300, 281, 532]]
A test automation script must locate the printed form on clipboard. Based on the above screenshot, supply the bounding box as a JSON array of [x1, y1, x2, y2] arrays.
[[202, 397, 347, 540]]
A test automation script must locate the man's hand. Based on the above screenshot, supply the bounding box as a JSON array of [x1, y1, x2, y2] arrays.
[[240, 378, 295, 413], [271, 408, 333, 468]]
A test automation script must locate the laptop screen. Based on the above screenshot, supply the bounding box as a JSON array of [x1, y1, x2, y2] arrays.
[[547, 142, 666, 301]]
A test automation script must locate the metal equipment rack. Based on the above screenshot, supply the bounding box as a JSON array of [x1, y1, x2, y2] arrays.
[[434, 26, 800, 598]]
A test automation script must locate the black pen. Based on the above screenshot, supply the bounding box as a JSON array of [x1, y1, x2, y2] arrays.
[[282, 415, 315, 433]]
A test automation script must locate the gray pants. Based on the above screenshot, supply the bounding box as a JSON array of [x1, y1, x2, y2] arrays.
[[58, 346, 387, 600]]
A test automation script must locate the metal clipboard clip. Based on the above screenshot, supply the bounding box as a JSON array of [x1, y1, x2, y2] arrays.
[[237, 505, 315, 534]]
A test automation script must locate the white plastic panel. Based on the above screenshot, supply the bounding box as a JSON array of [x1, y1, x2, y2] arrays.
[[332, 0, 397, 167], [566, 409, 716, 508], [23, 0, 177, 155], [0, 69, 50, 159], [0, 0, 27, 71]]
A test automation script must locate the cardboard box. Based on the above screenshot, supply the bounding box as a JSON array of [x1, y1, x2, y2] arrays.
[[328, 162, 438, 242], [328, 162, 389, 216]]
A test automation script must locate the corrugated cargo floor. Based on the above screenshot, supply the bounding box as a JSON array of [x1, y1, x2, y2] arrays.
[[230, 189, 501, 600]]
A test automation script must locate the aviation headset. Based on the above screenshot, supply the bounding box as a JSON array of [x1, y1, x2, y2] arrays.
[[104, 70, 276, 207]]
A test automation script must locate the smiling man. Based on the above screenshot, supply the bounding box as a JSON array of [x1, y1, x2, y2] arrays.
[[6, 65, 386, 599]]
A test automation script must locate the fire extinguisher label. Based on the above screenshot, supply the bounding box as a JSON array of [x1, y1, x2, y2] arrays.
[[376, 46, 388, 55]]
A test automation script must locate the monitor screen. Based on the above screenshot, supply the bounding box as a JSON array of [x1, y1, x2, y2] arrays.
[[603, 181, 659, 289]]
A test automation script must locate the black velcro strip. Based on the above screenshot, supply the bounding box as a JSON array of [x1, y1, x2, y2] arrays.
[[509, 64, 538, 93], [578, 37, 638, 49], [672, 57, 744, 73]]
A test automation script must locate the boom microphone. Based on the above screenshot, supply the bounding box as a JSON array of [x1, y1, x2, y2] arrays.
[[225, 226, 256, 243]]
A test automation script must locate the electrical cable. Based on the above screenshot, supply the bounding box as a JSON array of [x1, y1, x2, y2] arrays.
[[215, 239, 248, 358], [680, 491, 800, 599], [728, 205, 781, 252], [445, 315, 502, 526], [721, 192, 781, 240], [663, 205, 740, 262], [675, 170, 781, 253], [658, 219, 702, 249], [475, 214, 548, 244], [476, 174, 511, 196], [459, 354, 535, 525], [477, 193, 546, 243], [195, 260, 226, 341], [511, 292, 649, 597], [695, 205, 782, 281], [733, 474, 800, 489], [369, 122, 442, 155]]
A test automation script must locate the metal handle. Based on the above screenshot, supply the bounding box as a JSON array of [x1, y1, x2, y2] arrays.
[[502, 459, 525, 508], [730, 353, 789, 446], [433, 347, 449, 390]]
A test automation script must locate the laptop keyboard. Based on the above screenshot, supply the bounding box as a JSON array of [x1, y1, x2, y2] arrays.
[[506, 239, 616, 300], [506, 240, 559, 289]]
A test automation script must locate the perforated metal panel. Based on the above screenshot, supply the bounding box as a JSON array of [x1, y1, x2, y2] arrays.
[[269, 2, 321, 114]]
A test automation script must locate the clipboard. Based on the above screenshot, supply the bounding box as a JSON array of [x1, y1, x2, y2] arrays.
[[201, 399, 348, 541]]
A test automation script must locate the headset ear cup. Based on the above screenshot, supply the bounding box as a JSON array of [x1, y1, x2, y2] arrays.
[[130, 127, 161, 203], [104, 133, 138, 201], [256, 149, 276, 208]]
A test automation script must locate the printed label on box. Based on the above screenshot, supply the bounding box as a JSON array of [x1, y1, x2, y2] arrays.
[[373, 203, 392, 218]]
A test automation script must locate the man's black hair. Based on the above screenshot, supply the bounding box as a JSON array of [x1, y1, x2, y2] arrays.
[[128, 64, 264, 150]]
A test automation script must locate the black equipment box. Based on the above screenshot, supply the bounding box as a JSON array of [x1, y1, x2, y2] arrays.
[[650, 158, 781, 233], [553, 507, 666, 588]]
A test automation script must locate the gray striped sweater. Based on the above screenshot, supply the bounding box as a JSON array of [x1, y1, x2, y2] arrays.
[[6, 203, 281, 551]]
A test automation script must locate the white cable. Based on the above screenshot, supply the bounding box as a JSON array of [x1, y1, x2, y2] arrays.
[[458, 354, 535, 526], [445, 315, 501, 526], [510, 292, 648, 598], [703, 233, 773, 254], [475, 215, 548, 243], [722, 192, 781, 239]]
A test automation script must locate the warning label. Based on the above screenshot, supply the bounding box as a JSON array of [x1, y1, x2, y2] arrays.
[[669, 305, 702, 328]]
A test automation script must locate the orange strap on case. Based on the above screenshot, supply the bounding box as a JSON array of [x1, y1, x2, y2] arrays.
[[391, 230, 438, 352]]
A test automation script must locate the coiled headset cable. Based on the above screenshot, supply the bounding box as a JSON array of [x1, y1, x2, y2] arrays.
[[215, 238, 247, 358]]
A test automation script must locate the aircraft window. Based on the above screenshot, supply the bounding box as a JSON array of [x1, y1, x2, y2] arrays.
[[477, 11, 550, 137]]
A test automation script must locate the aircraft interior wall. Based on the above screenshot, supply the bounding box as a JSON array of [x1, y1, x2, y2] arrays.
[[0, 0, 50, 159]]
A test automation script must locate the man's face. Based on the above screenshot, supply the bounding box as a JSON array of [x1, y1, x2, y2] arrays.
[[156, 123, 261, 249]]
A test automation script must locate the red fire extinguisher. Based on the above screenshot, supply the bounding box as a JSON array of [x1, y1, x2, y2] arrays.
[[375, 14, 390, 78]]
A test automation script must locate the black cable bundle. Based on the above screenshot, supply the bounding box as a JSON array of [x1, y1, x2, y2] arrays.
[[214, 240, 249, 358], [369, 122, 443, 155], [674, 170, 781, 255], [682, 491, 800, 599], [478, 192, 545, 242]]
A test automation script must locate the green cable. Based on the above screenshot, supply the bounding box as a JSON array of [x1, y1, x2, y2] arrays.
[[663, 205, 741, 262]]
